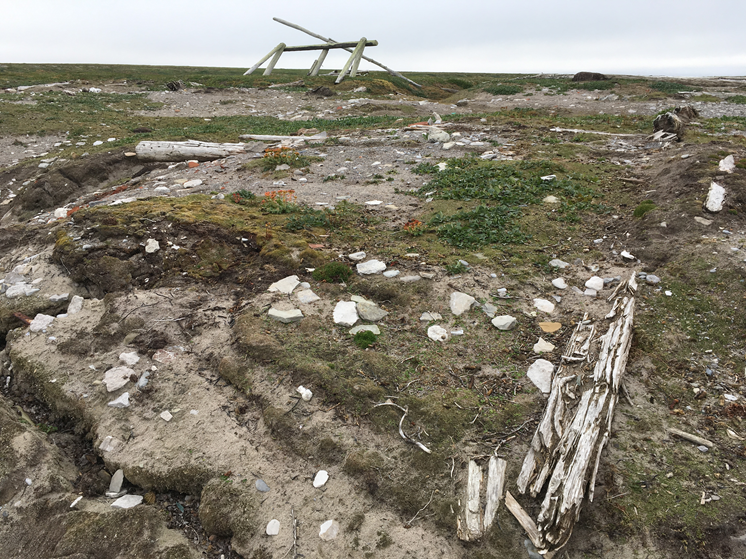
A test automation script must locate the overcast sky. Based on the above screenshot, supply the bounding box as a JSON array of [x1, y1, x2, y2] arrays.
[[3, 1, 745, 77]]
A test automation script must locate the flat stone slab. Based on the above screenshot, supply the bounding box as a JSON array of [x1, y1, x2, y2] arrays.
[[527, 359, 554, 393], [548, 259, 570, 269], [585, 276, 604, 291], [350, 325, 380, 335], [333, 301, 358, 326], [400, 275, 421, 282], [552, 278, 568, 289], [482, 303, 498, 318], [29, 314, 55, 333], [427, 325, 448, 342], [107, 392, 130, 408], [705, 181, 725, 212], [533, 298, 555, 314], [268, 308, 303, 323], [348, 251, 366, 261], [296, 289, 320, 304], [420, 312, 442, 321], [450, 292, 476, 316], [357, 301, 388, 322], [109, 469, 125, 494], [119, 351, 140, 366], [103, 367, 134, 392], [268, 275, 300, 294], [539, 322, 562, 333], [111, 494, 143, 509], [533, 338, 556, 353], [356, 260, 386, 275], [383, 270, 400, 278], [492, 315, 517, 331]]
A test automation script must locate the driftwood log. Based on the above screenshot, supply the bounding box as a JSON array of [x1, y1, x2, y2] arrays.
[[513, 271, 637, 553], [135, 140, 254, 162], [456, 457, 506, 541]]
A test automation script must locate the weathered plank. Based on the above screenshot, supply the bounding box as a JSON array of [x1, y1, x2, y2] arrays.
[[483, 457, 506, 530], [135, 140, 248, 162]]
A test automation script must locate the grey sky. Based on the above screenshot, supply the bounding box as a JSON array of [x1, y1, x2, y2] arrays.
[[3, 0, 745, 76]]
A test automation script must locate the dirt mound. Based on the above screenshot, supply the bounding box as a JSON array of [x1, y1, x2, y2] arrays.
[[572, 71, 608, 81]]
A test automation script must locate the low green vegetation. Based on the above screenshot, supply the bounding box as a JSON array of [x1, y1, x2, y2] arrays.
[[633, 200, 657, 218], [312, 262, 353, 283]]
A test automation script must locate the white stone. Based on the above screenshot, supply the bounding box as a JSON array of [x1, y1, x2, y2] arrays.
[[5, 284, 28, 299], [297, 386, 313, 401], [49, 293, 69, 302], [356, 260, 386, 275], [585, 276, 604, 291], [400, 275, 421, 282], [183, 179, 202, 188], [111, 495, 143, 509], [145, 239, 160, 253], [492, 315, 517, 331], [160, 410, 173, 422], [383, 270, 400, 278], [350, 325, 380, 335], [268, 308, 304, 323], [68, 295, 84, 314], [119, 351, 140, 366], [297, 289, 320, 304], [541, 174, 556, 181], [333, 301, 358, 326], [54, 208, 68, 218], [482, 303, 498, 318], [99, 436, 118, 452], [543, 195, 560, 204], [428, 325, 449, 342], [443, 142, 456, 150], [719, 155, 735, 173], [29, 314, 55, 332], [420, 273, 436, 280], [428, 128, 450, 143], [420, 312, 442, 322], [266, 519, 280, 536], [109, 469, 124, 494], [348, 251, 366, 261], [268, 275, 300, 294], [527, 359, 554, 393], [154, 186, 171, 194], [107, 392, 130, 408], [548, 259, 570, 269], [103, 367, 134, 392], [357, 301, 388, 322], [621, 250, 635, 261], [93, 140, 103, 146], [313, 470, 329, 488], [551, 278, 567, 289], [533, 338, 555, 353], [533, 298, 555, 313], [319, 520, 340, 541], [450, 292, 476, 316], [365, 200, 382, 206], [694, 216, 712, 226], [70, 496, 83, 508], [704, 181, 725, 212]]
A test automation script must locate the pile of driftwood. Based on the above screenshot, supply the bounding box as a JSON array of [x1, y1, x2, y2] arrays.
[[457, 271, 637, 554]]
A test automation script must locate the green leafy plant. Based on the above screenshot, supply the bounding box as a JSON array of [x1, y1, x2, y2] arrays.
[[312, 262, 353, 283], [445, 261, 468, 275]]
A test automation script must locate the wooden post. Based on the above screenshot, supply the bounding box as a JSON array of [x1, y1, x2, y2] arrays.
[[244, 43, 286, 76], [309, 48, 328, 76], [349, 41, 365, 77], [335, 38, 367, 84], [263, 43, 286, 76]]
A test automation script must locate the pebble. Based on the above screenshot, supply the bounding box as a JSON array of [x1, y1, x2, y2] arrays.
[[268, 308, 304, 323], [70, 496, 83, 508], [694, 216, 713, 226], [256, 479, 270, 492], [145, 239, 160, 253], [154, 186, 171, 194], [68, 295, 84, 314], [698, 445, 709, 453], [107, 392, 130, 408], [719, 154, 735, 173], [548, 259, 570, 269], [482, 303, 498, 318], [266, 519, 280, 536], [585, 276, 604, 291], [492, 315, 517, 331], [108, 469, 124, 494], [348, 251, 366, 261], [621, 250, 635, 261], [356, 260, 386, 274], [268, 275, 300, 294], [183, 179, 203, 188], [450, 292, 476, 316], [427, 325, 449, 342], [420, 312, 442, 322], [29, 314, 54, 333], [420, 272, 435, 279], [400, 275, 421, 283], [645, 275, 661, 284], [99, 436, 118, 452], [552, 278, 567, 289], [103, 367, 134, 392], [583, 288, 597, 297], [383, 270, 400, 278], [533, 338, 556, 353], [319, 520, 340, 541], [119, 351, 140, 366], [111, 495, 143, 509], [160, 410, 173, 422], [333, 301, 358, 326], [313, 470, 329, 488], [297, 386, 313, 401], [49, 293, 69, 302], [704, 181, 725, 212], [533, 298, 555, 313], [527, 359, 554, 394]]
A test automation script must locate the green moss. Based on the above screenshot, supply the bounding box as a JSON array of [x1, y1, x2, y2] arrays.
[[633, 200, 657, 218], [354, 330, 378, 349], [312, 261, 353, 283]]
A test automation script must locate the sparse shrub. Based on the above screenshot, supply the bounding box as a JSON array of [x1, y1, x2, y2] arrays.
[[483, 84, 523, 96], [353, 330, 377, 349], [633, 200, 657, 218], [312, 262, 353, 283]]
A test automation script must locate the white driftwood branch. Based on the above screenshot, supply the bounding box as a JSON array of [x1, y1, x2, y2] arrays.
[[668, 427, 714, 448], [483, 456, 506, 530], [505, 491, 542, 549], [456, 460, 483, 541], [135, 140, 249, 162]]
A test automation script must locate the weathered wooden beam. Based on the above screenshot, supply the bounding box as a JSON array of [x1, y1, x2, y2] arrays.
[[457, 460, 483, 541], [273, 17, 422, 88], [284, 40, 377, 52], [335, 38, 367, 84], [264, 44, 286, 76], [483, 457, 506, 530], [309, 49, 328, 76], [505, 491, 542, 549], [135, 140, 249, 162], [668, 427, 714, 448], [245, 43, 285, 76]]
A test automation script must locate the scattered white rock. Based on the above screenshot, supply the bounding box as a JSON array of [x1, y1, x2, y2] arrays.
[[543, 195, 560, 204], [400, 275, 421, 283], [541, 174, 556, 181], [427, 325, 449, 342], [145, 239, 160, 253], [533, 338, 556, 353], [694, 216, 713, 226], [297, 289, 321, 304], [109, 469, 124, 495], [350, 325, 380, 335], [365, 200, 383, 206], [356, 260, 386, 275], [482, 303, 498, 318], [333, 301, 358, 326], [154, 186, 171, 194], [527, 359, 554, 393], [268, 275, 300, 294], [266, 519, 281, 536], [719, 154, 735, 173], [420, 272, 436, 279], [357, 301, 388, 321], [348, 251, 366, 261], [704, 181, 725, 213], [420, 312, 442, 322], [99, 436, 118, 452], [183, 179, 203, 188], [297, 386, 313, 401], [548, 259, 570, 269], [29, 314, 55, 333], [319, 520, 340, 541], [268, 308, 304, 323], [428, 128, 450, 143], [585, 276, 604, 291], [450, 292, 476, 316], [54, 208, 68, 219], [436, 161, 448, 172], [383, 270, 400, 278], [103, 367, 134, 392], [313, 470, 329, 488], [583, 288, 597, 297], [492, 315, 517, 331], [645, 274, 661, 284], [119, 352, 140, 366], [111, 495, 143, 509], [49, 293, 69, 302], [70, 496, 83, 508], [160, 410, 173, 422], [68, 295, 84, 314], [533, 299, 555, 313], [551, 278, 567, 289], [107, 392, 130, 408], [621, 250, 635, 261]]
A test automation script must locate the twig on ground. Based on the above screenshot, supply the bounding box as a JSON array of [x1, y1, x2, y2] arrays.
[[405, 490, 435, 527], [374, 401, 431, 453]]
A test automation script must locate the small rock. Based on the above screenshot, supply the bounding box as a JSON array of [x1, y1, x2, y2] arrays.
[[428, 128, 450, 143], [539, 322, 561, 333], [160, 410, 173, 422], [533, 338, 556, 353], [348, 251, 366, 261], [583, 288, 597, 297], [552, 278, 567, 289], [256, 479, 270, 492], [621, 250, 635, 261], [49, 293, 69, 302], [145, 239, 160, 253], [154, 186, 171, 194], [527, 359, 554, 394], [585, 276, 604, 291], [548, 259, 570, 269], [694, 216, 712, 226], [70, 496, 83, 508], [313, 470, 329, 488], [29, 314, 55, 333], [103, 367, 134, 392], [109, 469, 124, 494], [482, 303, 498, 318], [297, 386, 313, 401], [183, 179, 202, 188], [54, 207, 68, 218], [400, 275, 422, 283], [492, 315, 517, 331], [356, 260, 386, 274], [107, 392, 130, 408], [297, 289, 321, 304], [99, 436, 118, 452], [645, 275, 661, 284], [697, 445, 709, 453], [420, 312, 442, 322], [268, 308, 304, 323], [719, 154, 735, 173], [319, 520, 340, 541], [111, 495, 143, 509], [450, 292, 476, 316], [357, 301, 388, 322], [533, 298, 555, 313], [420, 272, 436, 279], [704, 181, 725, 213], [68, 295, 84, 314], [268, 275, 300, 294], [541, 175, 557, 182], [333, 301, 358, 326], [428, 325, 449, 342], [383, 270, 400, 278], [119, 351, 140, 366], [266, 519, 280, 536]]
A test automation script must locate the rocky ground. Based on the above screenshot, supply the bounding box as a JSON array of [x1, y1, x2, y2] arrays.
[[1, 69, 746, 559]]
